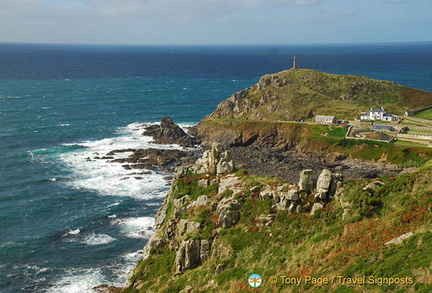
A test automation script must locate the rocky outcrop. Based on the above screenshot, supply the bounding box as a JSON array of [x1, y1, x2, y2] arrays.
[[142, 234, 166, 259], [174, 239, 211, 275], [216, 197, 241, 228], [316, 169, 335, 200], [107, 148, 194, 172], [127, 151, 344, 289], [195, 143, 235, 175], [298, 169, 316, 193], [144, 117, 199, 147]]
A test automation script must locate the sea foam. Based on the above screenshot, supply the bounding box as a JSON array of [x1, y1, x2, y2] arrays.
[[57, 122, 183, 200], [46, 268, 108, 293], [112, 216, 156, 239], [82, 233, 117, 245]]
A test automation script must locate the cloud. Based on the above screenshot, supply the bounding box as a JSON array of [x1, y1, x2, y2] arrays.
[[0, 0, 322, 20]]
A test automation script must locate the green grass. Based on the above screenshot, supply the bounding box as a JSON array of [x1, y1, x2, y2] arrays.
[[413, 108, 432, 120], [394, 140, 429, 148], [401, 121, 426, 126], [122, 164, 432, 293]]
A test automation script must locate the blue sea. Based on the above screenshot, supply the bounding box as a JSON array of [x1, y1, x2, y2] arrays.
[[0, 42, 431, 293]]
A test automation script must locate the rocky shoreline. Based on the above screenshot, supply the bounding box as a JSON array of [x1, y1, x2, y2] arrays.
[[92, 117, 419, 292], [95, 117, 414, 183]]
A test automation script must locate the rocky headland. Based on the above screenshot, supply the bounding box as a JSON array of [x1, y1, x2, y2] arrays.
[[98, 68, 432, 293]]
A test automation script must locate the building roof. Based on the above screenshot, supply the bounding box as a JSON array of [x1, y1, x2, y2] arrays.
[[315, 115, 335, 119], [371, 109, 385, 113], [371, 125, 395, 131]]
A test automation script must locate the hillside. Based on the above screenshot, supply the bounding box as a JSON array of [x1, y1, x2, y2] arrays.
[[207, 68, 432, 121], [120, 144, 432, 293], [113, 70, 432, 293]]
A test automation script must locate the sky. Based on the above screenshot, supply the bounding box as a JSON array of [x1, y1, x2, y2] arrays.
[[0, 0, 431, 45]]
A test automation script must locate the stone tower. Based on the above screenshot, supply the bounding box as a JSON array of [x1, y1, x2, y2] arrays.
[[292, 56, 297, 69]]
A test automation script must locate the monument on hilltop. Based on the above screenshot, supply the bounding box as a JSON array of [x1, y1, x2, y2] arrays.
[[292, 56, 298, 69]]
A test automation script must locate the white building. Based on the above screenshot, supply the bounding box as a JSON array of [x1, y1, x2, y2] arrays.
[[315, 115, 336, 124], [360, 107, 395, 121]]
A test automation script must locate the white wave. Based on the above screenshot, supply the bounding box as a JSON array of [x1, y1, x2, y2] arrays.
[[0, 95, 21, 99], [82, 233, 117, 245], [120, 251, 143, 262], [58, 122, 182, 199], [112, 217, 156, 239], [60, 123, 70, 127], [63, 229, 81, 237], [108, 201, 120, 207], [45, 268, 108, 293], [146, 202, 161, 207]]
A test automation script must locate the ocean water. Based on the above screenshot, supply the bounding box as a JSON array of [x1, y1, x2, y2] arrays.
[[1, 42, 431, 293]]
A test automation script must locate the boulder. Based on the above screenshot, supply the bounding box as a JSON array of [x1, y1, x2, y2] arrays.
[[384, 232, 414, 246], [175, 240, 201, 274], [195, 143, 235, 175], [173, 195, 190, 218], [209, 143, 224, 174], [310, 202, 324, 215], [188, 195, 210, 209], [298, 169, 316, 193], [316, 169, 333, 200], [218, 175, 241, 195], [216, 150, 235, 174], [363, 181, 385, 194], [215, 264, 226, 275], [177, 219, 201, 236], [218, 211, 241, 229], [286, 189, 299, 201], [217, 198, 241, 228], [200, 240, 211, 262], [142, 234, 166, 259], [174, 239, 212, 275], [143, 117, 198, 147], [257, 214, 276, 227], [259, 186, 275, 201], [174, 166, 190, 180], [198, 178, 209, 187]]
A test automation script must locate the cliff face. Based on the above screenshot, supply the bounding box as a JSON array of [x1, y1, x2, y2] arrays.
[[206, 68, 432, 121], [121, 144, 432, 293]]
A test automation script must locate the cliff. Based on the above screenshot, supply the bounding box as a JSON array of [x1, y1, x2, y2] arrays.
[[120, 144, 432, 293]]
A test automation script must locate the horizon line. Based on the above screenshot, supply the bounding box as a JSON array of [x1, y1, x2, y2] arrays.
[[1, 40, 432, 47]]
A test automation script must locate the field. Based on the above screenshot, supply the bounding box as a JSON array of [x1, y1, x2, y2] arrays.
[[414, 108, 432, 120]]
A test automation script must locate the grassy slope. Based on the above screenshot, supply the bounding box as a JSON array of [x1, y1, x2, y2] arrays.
[[414, 108, 432, 120], [212, 69, 432, 121], [122, 165, 432, 293]]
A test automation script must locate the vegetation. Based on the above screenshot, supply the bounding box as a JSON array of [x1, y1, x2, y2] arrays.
[[210, 69, 432, 121], [413, 108, 432, 120], [120, 69, 432, 292], [200, 118, 432, 167], [122, 164, 432, 293]]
